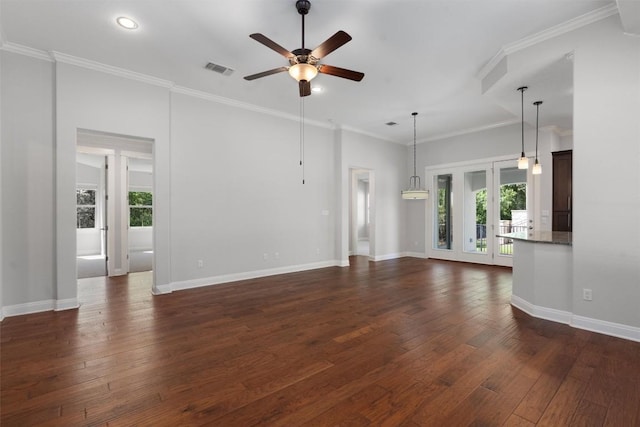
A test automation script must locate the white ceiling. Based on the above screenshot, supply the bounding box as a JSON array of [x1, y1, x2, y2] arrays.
[[0, 0, 620, 144]]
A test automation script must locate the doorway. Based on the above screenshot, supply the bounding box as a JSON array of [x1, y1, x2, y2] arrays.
[[350, 169, 375, 259], [76, 130, 154, 279], [493, 159, 532, 267], [427, 158, 535, 267]]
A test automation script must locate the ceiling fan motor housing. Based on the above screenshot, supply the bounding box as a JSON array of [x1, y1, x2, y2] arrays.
[[296, 0, 311, 15]]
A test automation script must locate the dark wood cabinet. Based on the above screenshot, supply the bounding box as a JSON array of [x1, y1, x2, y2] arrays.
[[552, 150, 572, 231]]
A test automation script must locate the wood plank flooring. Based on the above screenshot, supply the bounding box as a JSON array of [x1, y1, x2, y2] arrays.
[[2, 257, 639, 426]]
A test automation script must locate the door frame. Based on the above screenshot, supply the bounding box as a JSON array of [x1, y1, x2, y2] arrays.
[[425, 155, 538, 266]]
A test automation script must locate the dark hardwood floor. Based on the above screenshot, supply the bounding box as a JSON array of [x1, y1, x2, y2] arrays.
[[1, 257, 639, 426]]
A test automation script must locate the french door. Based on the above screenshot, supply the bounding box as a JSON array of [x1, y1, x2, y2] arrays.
[[426, 158, 535, 267]]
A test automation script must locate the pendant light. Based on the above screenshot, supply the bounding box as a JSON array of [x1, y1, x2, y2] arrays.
[[532, 100, 543, 175], [517, 86, 529, 169], [401, 112, 429, 200]]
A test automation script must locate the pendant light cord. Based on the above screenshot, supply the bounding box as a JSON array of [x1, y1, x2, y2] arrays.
[[413, 113, 417, 177], [520, 87, 525, 154], [534, 101, 542, 161]]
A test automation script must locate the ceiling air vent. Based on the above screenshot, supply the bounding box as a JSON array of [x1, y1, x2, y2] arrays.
[[205, 62, 234, 76], [385, 121, 398, 126]]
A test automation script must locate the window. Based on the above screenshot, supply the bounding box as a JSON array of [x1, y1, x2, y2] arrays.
[[77, 188, 96, 229], [129, 191, 153, 227], [435, 174, 453, 250]]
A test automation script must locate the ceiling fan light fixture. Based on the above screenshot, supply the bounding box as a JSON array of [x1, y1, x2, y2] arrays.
[[116, 16, 138, 30], [289, 63, 318, 82]]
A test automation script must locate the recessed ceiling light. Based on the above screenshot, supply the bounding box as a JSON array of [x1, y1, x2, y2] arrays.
[[311, 86, 323, 93], [116, 16, 138, 30]]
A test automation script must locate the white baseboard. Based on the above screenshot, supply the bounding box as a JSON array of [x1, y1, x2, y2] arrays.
[[403, 251, 427, 259], [371, 252, 403, 262], [511, 295, 640, 343], [152, 283, 173, 295], [511, 295, 573, 324], [2, 298, 78, 318], [55, 298, 79, 311], [572, 315, 640, 343], [169, 260, 342, 293]]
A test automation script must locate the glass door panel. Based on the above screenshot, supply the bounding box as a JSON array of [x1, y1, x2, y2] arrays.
[[434, 174, 453, 250], [463, 170, 487, 254], [494, 160, 530, 266]]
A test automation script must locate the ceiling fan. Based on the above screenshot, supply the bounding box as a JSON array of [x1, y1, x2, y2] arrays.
[[244, 0, 365, 97]]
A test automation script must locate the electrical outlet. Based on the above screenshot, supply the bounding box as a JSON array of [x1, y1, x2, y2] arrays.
[[197, 259, 203, 268], [275, 252, 280, 259], [583, 288, 593, 301], [263, 253, 269, 261]]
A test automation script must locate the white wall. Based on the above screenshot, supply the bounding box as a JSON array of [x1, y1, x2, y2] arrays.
[[340, 130, 406, 261], [169, 92, 336, 281], [1, 51, 56, 307], [573, 17, 640, 330], [56, 62, 171, 297]]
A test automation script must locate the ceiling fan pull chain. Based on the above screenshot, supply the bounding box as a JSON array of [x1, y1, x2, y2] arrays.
[[300, 97, 305, 184]]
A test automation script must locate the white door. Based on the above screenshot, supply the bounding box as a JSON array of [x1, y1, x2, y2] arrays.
[[492, 159, 534, 267]]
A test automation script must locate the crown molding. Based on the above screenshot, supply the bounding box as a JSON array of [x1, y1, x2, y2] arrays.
[[416, 118, 520, 145], [339, 125, 397, 144], [51, 51, 174, 88], [477, 3, 619, 80], [0, 41, 54, 62], [171, 86, 334, 130]]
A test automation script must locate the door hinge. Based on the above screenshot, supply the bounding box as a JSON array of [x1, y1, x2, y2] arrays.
[[106, 256, 109, 261]]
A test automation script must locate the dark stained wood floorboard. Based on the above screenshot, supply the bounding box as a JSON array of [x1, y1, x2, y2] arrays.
[[2, 257, 640, 426]]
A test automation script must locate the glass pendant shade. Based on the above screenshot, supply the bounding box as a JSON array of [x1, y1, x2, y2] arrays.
[[532, 160, 542, 175], [289, 63, 318, 82], [518, 155, 529, 169], [532, 100, 543, 175]]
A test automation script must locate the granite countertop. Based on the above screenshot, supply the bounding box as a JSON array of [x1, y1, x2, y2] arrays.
[[496, 231, 572, 245]]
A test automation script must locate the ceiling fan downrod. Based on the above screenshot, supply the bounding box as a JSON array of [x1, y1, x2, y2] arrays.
[[296, 0, 311, 50]]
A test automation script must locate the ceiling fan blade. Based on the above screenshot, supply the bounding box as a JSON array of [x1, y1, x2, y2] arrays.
[[318, 64, 364, 81], [249, 33, 293, 59], [299, 80, 311, 97], [310, 31, 352, 59], [244, 67, 288, 81]]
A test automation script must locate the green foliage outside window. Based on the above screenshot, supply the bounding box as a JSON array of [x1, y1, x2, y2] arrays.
[[77, 189, 96, 228], [474, 184, 526, 224], [129, 191, 153, 227]]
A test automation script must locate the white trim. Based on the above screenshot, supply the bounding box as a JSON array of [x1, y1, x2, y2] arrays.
[[171, 85, 333, 130], [0, 308, 4, 322], [371, 252, 404, 262], [168, 260, 341, 293], [152, 283, 173, 295], [419, 119, 520, 144], [403, 251, 428, 259], [51, 51, 174, 88], [511, 295, 573, 324], [3, 298, 78, 317], [55, 298, 79, 311], [511, 295, 640, 343], [572, 315, 640, 343], [340, 124, 396, 144], [0, 42, 54, 62], [338, 259, 350, 267], [477, 4, 619, 80]]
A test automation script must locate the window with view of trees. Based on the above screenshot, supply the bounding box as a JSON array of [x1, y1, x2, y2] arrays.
[[77, 188, 96, 229], [129, 191, 153, 227]]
